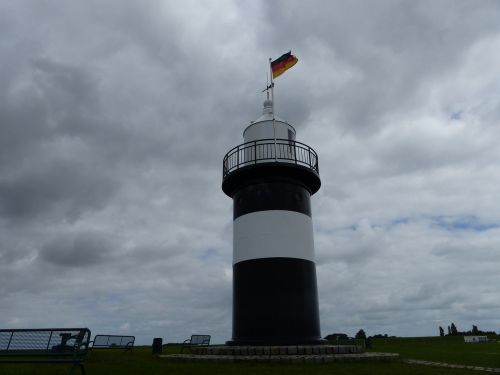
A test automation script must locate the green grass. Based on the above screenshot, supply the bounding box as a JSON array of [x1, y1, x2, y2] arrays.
[[1, 339, 498, 374], [369, 335, 500, 368]]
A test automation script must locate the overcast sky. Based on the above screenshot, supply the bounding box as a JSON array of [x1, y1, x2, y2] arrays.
[[1, 0, 500, 345]]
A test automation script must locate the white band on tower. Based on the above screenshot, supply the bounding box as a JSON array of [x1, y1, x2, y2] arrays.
[[233, 210, 315, 264]]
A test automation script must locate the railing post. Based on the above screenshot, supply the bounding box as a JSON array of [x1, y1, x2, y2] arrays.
[[237, 145, 240, 169], [223, 140, 319, 178]]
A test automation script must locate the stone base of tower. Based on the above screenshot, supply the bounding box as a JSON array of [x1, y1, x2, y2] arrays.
[[159, 344, 397, 364], [228, 257, 324, 346], [226, 338, 327, 346]]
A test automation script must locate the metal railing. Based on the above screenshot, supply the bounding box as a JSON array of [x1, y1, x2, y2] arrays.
[[223, 138, 319, 178]]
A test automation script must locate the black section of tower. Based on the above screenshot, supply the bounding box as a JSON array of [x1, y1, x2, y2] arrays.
[[223, 148, 324, 345], [233, 181, 311, 219], [230, 258, 321, 345]]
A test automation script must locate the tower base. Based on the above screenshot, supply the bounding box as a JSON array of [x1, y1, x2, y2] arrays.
[[226, 338, 327, 346], [230, 258, 323, 346]]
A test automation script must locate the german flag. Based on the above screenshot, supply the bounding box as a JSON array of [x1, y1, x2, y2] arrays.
[[271, 51, 298, 79]]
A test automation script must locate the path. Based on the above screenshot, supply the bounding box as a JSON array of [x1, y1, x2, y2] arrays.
[[405, 358, 500, 372]]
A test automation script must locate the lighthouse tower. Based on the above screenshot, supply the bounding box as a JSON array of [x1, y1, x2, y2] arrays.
[[222, 97, 324, 345]]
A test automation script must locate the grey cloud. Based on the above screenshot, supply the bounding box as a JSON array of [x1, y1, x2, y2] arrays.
[[0, 159, 117, 221], [1, 0, 500, 344], [0, 55, 121, 222], [431, 236, 500, 263], [40, 231, 117, 267], [259, 0, 500, 134]]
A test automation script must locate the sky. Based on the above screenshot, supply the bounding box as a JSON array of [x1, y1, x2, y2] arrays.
[[1, 0, 500, 345]]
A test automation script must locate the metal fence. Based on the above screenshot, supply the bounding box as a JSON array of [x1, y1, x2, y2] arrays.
[[223, 138, 319, 178]]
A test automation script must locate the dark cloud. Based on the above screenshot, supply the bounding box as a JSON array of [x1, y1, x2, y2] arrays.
[[40, 231, 116, 267], [0, 159, 116, 220], [0, 0, 500, 343]]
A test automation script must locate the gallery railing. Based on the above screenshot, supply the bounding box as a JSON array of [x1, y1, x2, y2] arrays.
[[223, 138, 319, 178]]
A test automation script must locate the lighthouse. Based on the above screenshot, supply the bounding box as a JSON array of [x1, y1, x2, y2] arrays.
[[222, 95, 324, 346]]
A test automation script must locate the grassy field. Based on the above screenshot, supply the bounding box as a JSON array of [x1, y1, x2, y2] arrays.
[[369, 335, 500, 368], [0, 337, 499, 374]]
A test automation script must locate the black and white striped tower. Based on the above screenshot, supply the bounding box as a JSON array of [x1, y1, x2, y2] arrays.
[[222, 97, 325, 345]]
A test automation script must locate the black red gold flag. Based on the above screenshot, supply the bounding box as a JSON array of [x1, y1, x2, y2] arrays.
[[271, 51, 298, 79]]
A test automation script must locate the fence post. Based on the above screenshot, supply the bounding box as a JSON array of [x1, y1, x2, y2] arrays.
[[46, 331, 53, 350], [7, 332, 13, 350]]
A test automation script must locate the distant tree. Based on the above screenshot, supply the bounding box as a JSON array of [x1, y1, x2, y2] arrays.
[[366, 337, 372, 348], [450, 323, 458, 335], [355, 329, 367, 340], [447, 326, 451, 335], [472, 325, 479, 335], [439, 326, 445, 337]]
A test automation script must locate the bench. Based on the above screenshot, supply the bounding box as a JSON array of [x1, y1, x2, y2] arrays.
[[90, 335, 135, 351], [181, 335, 210, 353], [0, 328, 91, 375]]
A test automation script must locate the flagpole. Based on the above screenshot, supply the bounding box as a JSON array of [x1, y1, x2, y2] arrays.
[[269, 57, 277, 162]]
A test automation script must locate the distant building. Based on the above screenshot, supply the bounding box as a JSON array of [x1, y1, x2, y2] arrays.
[[464, 336, 488, 343]]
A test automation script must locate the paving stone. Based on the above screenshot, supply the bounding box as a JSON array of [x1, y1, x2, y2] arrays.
[[291, 355, 304, 363], [160, 352, 399, 363], [402, 358, 500, 373]]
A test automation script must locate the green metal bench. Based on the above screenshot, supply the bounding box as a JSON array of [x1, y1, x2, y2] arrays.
[[181, 334, 211, 353], [0, 328, 91, 374], [90, 334, 135, 351]]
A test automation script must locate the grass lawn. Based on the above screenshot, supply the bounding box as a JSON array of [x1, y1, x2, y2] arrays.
[[0, 339, 498, 374], [369, 335, 500, 368]]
